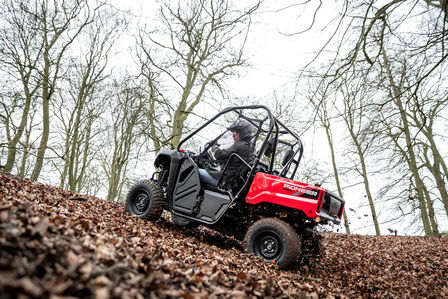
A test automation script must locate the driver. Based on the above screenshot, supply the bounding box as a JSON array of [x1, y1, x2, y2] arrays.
[[198, 120, 253, 187]]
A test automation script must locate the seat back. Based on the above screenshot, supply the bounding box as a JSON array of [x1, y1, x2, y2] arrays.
[[218, 153, 253, 192]]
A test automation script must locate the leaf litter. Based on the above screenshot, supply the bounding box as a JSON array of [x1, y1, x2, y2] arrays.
[[1, 171, 447, 298]]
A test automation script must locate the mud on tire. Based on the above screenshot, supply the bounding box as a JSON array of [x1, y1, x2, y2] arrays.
[[243, 218, 301, 269], [125, 180, 164, 221]]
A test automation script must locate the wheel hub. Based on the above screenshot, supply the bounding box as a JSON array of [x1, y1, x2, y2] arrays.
[[260, 236, 279, 258], [135, 193, 149, 213]]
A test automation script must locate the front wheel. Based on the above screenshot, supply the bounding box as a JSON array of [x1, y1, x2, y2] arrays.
[[243, 218, 301, 269], [125, 180, 164, 221]]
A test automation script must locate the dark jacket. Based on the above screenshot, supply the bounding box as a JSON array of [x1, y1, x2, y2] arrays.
[[212, 140, 253, 181]]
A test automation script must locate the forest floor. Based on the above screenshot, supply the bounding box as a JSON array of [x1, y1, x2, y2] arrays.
[[1, 171, 447, 298]]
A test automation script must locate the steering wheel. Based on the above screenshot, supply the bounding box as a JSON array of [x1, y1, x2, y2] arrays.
[[202, 141, 219, 168]]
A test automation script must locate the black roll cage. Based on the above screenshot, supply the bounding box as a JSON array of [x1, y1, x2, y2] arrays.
[[177, 105, 304, 197]]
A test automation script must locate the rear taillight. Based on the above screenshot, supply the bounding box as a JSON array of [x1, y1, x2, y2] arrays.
[[339, 203, 345, 219], [317, 191, 325, 213]]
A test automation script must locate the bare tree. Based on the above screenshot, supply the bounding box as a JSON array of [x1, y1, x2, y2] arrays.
[[25, 0, 102, 181], [407, 78, 448, 218], [17, 101, 40, 177], [136, 0, 261, 152], [376, 48, 438, 235], [56, 6, 125, 192], [276, 1, 448, 122], [281, 0, 448, 235], [101, 80, 147, 202], [0, 0, 42, 172], [305, 79, 351, 234], [336, 70, 382, 235]]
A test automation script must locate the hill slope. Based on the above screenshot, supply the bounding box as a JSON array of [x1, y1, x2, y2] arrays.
[[1, 172, 447, 298]]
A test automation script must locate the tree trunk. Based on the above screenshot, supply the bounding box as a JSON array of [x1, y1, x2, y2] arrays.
[[353, 137, 381, 235], [68, 99, 86, 191], [18, 119, 33, 177], [59, 122, 72, 188], [421, 126, 448, 218], [340, 89, 381, 235], [422, 182, 440, 236], [30, 49, 51, 181], [76, 119, 92, 192], [382, 50, 433, 236], [3, 95, 32, 173], [324, 119, 350, 234]]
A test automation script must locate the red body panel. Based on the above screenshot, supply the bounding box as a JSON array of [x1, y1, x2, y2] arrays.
[[245, 172, 326, 219]]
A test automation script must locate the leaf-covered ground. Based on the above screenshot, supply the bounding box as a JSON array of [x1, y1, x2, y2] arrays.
[[1, 172, 447, 298]]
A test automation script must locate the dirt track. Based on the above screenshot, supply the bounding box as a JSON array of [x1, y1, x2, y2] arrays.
[[1, 172, 447, 298]]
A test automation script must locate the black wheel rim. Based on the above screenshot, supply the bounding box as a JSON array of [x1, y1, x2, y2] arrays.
[[254, 232, 282, 260], [133, 191, 149, 214]]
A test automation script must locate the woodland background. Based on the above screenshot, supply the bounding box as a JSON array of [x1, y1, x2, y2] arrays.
[[1, 0, 448, 236]]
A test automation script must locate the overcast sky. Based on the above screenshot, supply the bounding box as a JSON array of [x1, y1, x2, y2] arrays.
[[107, 0, 341, 96]]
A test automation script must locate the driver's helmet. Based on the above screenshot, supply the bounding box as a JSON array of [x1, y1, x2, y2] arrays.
[[229, 120, 253, 141]]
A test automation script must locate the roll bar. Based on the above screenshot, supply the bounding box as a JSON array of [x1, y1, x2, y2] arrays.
[[176, 105, 304, 191]]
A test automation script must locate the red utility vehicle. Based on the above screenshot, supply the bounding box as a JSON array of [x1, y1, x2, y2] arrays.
[[126, 106, 344, 268]]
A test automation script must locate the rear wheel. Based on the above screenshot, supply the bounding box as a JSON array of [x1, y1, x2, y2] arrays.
[[125, 180, 164, 221], [243, 218, 301, 269]]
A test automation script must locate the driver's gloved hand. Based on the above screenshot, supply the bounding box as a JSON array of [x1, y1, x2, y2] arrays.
[[211, 145, 219, 154]]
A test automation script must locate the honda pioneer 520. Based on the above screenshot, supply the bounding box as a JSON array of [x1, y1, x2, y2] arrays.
[[125, 105, 345, 268]]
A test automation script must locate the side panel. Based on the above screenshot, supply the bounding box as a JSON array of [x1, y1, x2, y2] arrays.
[[196, 190, 231, 223], [171, 156, 202, 214], [245, 172, 325, 219]]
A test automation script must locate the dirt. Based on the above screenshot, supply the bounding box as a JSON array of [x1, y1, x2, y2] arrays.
[[1, 171, 447, 298]]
